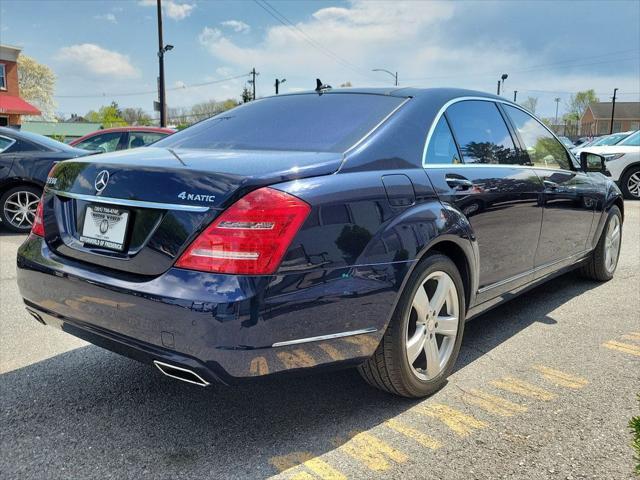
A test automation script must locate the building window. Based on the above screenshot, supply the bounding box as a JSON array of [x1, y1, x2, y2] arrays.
[[0, 64, 6, 90], [0, 116, 8, 127]]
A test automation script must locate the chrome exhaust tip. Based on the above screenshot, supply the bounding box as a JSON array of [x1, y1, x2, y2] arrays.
[[153, 360, 210, 387]]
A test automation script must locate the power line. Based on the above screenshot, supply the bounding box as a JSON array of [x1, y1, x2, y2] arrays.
[[252, 0, 374, 81], [55, 73, 251, 99]]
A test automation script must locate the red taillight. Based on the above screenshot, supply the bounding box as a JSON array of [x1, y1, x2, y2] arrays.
[[175, 187, 311, 275], [31, 199, 45, 237]]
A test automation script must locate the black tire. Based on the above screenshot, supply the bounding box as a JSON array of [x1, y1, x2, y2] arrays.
[[619, 166, 640, 200], [579, 206, 622, 281], [358, 253, 466, 398], [0, 185, 42, 233]]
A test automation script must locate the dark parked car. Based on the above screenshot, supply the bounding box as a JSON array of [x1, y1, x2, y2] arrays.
[[68, 126, 175, 153], [0, 127, 91, 232], [17, 89, 624, 398]]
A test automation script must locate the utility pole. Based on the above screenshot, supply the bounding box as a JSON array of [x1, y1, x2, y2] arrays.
[[249, 68, 259, 100], [156, 0, 166, 127], [610, 88, 618, 134], [513, 90, 518, 102], [554, 97, 561, 125], [275, 78, 286, 95]]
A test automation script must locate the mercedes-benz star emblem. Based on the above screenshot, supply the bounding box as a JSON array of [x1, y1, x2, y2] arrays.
[[94, 170, 110, 193]]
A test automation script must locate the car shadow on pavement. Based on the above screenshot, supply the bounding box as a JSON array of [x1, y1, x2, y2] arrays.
[[0, 271, 600, 479]]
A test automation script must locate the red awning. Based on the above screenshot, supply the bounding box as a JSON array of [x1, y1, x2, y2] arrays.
[[0, 95, 41, 116]]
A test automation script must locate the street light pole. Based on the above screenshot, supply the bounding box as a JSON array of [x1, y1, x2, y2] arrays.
[[156, 0, 167, 127], [372, 69, 398, 86], [500, 73, 508, 96], [610, 88, 618, 134], [513, 90, 518, 102], [275, 78, 286, 94], [554, 97, 561, 125], [497, 80, 501, 96]]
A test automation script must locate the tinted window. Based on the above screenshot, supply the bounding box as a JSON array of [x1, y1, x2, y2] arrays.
[[155, 93, 405, 153], [128, 132, 166, 148], [620, 131, 639, 146], [446, 101, 520, 164], [424, 116, 461, 164], [504, 105, 571, 170], [75, 132, 123, 153], [12, 130, 74, 152], [0, 135, 14, 153]]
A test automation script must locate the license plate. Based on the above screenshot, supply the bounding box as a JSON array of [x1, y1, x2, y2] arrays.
[[80, 205, 130, 251]]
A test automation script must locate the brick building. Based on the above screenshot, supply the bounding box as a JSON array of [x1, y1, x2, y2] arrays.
[[0, 44, 40, 127], [580, 101, 640, 136]]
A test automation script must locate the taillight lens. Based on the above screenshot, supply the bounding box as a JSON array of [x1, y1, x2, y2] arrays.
[[175, 187, 310, 275], [31, 198, 45, 237]]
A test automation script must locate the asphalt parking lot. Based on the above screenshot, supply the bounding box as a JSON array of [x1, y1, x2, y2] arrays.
[[0, 202, 638, 480]]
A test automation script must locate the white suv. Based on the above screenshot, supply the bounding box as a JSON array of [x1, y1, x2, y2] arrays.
[[581, 130, 640, 199]]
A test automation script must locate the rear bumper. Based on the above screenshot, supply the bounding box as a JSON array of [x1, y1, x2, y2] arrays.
[[17, 235, 402, 384]]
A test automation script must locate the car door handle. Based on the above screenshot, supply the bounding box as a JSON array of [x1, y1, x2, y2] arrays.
[[445, 176, 473, 191]]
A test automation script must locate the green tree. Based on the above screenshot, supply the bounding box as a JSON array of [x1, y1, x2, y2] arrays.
[[241, 86, 252, 103], [85, 101, 127, 127], [17, 55, 56, 120], [565, 89, 599, 121], [121, 107, 152, 126]]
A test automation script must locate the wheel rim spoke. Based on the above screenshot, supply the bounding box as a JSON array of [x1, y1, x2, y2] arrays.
[[407, 325, 427, 363], [429, 274, 451, 315], [412, 286, 429, 322], [424, 335, 440, 377], [435, 315, 458, 336]]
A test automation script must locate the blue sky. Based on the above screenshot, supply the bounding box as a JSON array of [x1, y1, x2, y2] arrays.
[[1, 0, 639, 119]]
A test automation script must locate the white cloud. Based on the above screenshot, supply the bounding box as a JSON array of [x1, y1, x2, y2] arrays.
[[139, 0, 195, 20], [221, 20, 250, 33], [94, 13, 117, 24], [196, 0, 640, 115], [55, 44, 139, 79]]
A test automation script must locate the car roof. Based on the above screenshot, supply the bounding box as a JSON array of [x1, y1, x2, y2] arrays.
[[83, 126, 175, 135], [271, 87, 503, 102]]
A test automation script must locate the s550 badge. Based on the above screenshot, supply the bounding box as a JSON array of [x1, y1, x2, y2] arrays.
[[177, 191, 216, 202]]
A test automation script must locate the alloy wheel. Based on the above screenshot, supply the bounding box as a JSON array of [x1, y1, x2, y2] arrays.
[[627, 172, 640, 199], [604, 214, 621, 273], [3, 190, 40, 230], [405, 271, 459, 381]]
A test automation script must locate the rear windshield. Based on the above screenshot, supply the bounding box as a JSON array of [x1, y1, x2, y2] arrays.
[[155, 93, 405, 153]]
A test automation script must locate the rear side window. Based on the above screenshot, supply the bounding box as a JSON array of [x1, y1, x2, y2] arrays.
[[620, 131, 639, 146], [424, 116, 462, 165], [128, 132, 166, 148], [446, 100, 520, 165], [154, 93, 405, 153], [0, 135, 14, 153], [504, 105, 571, 170], [75, 132, 123, 153]]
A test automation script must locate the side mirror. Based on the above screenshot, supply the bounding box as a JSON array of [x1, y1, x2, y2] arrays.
[[580, 152, 610, 176]]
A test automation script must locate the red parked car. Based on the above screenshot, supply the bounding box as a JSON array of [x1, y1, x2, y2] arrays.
[[69, 127, 175, 153]]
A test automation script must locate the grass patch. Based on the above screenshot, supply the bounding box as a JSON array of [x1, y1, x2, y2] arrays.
[[631, 394, 640, 475]]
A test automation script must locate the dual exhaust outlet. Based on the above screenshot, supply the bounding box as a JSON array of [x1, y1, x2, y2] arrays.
[[153, 360, 210, 387]]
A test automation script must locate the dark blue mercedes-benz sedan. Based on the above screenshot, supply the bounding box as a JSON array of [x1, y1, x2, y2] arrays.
[[16, 88, 624, 397]]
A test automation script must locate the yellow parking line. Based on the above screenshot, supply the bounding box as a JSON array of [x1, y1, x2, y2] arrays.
[[277, 349, 317, 369], [270, 452, 346, 480], [621, 333, 640, 342], [337, 431, 408, 471], [318, 343, 345, 361], [491, 377, 556, 401], [384, 418, 442, 449], [533, 365, 589, 389], [461, 388, 527, 416], [249, 356, 269, 375], [416, 403, 486, 437], [291, 473, 315, 480], [603, 340, 640, 357]]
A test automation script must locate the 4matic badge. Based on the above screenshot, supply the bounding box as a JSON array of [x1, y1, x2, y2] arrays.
[[177, 191, 216, 203]]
